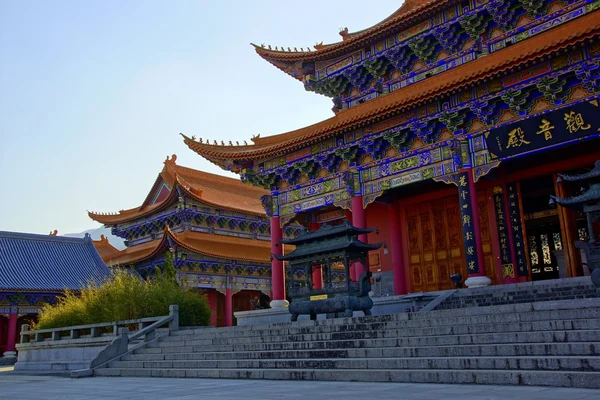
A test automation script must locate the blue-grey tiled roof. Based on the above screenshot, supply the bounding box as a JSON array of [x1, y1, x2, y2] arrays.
[[0, 231, 111, 291]]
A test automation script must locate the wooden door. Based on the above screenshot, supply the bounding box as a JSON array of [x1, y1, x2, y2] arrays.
[[216, 292, 225, 327], [406, 196, 466, 292]]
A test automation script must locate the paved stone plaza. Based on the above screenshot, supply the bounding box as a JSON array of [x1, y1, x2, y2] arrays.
[[1, 370, 600, 400]]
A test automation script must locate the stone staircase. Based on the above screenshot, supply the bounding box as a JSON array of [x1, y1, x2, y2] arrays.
[[95, 297, 600, 388]]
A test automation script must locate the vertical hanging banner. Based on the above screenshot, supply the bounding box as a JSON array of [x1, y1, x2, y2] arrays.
[[457, 171, 479, 274], [493, 186, 515, 279], [507, 183, 528, 277]]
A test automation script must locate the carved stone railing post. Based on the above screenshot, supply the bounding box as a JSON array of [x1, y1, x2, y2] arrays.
[[20, 324, 30, 344], [169, 305, 179, 331]]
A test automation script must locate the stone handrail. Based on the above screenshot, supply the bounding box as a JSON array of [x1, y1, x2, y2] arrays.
[[20, 305, 179, 344]]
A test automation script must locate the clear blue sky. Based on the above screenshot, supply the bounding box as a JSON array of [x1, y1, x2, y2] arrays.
[[0, 1, 400, 235]]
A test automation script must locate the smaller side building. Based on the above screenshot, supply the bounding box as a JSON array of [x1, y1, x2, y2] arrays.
[[89, 155, 303, 327], [0, 231, 110, 358]]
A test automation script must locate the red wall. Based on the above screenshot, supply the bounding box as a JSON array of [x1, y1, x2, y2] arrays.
[[366, 203, 393, 273]]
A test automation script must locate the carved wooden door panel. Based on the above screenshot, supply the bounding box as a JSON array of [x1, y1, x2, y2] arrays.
[[407, 207, 425, 292], [419, 205, 437, 292], [442, 197, 467, 289], [407, 196, 466, 292], [431, 203, 449, 289]]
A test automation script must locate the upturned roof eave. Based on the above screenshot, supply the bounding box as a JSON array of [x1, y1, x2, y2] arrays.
[[107, 228, 271, 266], [281, 222, 374, 245], [184, 15, 600, 165], [252, 0, 454, 66], [274, 240, 381, 261]]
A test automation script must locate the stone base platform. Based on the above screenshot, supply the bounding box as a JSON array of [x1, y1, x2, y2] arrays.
[[234, 291, 446, 326]]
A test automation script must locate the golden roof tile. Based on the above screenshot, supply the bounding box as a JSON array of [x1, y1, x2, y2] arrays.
[[92, 235, 122, 263], [89, 155, 269, 224]]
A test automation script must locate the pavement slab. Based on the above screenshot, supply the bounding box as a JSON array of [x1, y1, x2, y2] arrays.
[[2, 372, 600, 400]]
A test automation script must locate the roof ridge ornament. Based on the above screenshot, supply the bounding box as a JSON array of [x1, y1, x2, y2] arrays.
[[339, 27, 350, 41], [165, 154, 177, 166], [254, 42, 312, 53]]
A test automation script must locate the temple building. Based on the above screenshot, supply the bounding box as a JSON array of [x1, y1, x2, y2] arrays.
[[182, 0, 600, 307], [0, 232, 110, 360], [89, 155, 302, 326]]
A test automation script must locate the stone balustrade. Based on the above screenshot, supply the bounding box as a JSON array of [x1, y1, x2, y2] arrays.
[[15, 305, 179, 374]]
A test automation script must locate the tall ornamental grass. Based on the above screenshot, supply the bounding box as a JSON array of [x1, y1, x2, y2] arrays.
[[35, 253, 210, 329]]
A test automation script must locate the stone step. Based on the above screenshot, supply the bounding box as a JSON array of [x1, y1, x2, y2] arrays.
[[177, 299, 599, 331], [167, 318, 600, 345], [93, 367, 600, 388], [153, 328, 600, 349], [168, 307, 600, 341], [434, 277, 598, 310], [12, 360, 90, 372], [171, 319, 600, 343], [135, 342, 600, 359], [108, 355, 600, 372]]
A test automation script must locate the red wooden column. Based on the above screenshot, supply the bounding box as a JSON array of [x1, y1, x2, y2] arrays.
[[345, 210, 357, 281], [351, 195, 367, 279], [225, 288, 233, 327], [270, 216, 288, 308], [208, 290, 217, 327], [464, 171, 491, 287], [309, 222, 323, 289], [389, 201, 407, 295], [0, 316, 4, 354], [4, 308, 18, 357], [469, 172, 487, 276], [312, 268, 323, 290]]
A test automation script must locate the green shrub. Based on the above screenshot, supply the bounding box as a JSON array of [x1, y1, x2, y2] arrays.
[[35, 257, 210, 330]]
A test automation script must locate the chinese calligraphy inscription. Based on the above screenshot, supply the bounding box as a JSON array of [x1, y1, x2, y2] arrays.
[[457, 171, 479, 274], [493, 186, 515, 279], [507, 183, 529, 277], [485, 100, 600, 159]]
